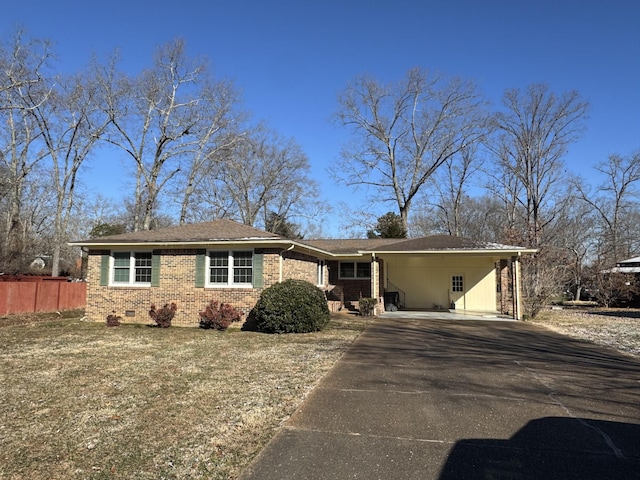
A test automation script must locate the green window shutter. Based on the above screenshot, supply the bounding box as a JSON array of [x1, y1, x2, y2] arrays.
[[151, 250, 161, 287], [195, 249, 206, 288], [253, 250, 264, 288], [100, 254, 110, 286]]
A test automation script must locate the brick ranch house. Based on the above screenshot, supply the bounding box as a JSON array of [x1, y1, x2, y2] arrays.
[[69, 219, 536, 326]]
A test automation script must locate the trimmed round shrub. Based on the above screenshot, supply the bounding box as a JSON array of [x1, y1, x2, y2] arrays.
[[253, 279, 330, 333]]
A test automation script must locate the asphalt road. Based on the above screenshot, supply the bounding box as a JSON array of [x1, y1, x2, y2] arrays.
[[240, 317, 640, 479]]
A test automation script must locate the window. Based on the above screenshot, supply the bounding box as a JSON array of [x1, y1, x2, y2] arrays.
[[209, 251, 229, 284], [452, 275, 464, 292], [111, 252, 152, 285], [207, 251, 253, 287], [339, 261, 371, 279], [317, 260, 325, 286], [233, 251, 253, 284]]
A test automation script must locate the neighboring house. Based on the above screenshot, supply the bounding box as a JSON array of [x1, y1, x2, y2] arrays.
[[69, 219, 536, 326], [608, 256, 640, 274]]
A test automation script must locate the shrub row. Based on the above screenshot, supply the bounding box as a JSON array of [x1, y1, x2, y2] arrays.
[[105, 279, 331, 334], [106, 300, 242, 330]]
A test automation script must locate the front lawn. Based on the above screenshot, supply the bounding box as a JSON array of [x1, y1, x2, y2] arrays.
[[0, 314, 367, 479]]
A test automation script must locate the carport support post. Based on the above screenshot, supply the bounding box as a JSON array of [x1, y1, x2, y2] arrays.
[[370, 253, 380, 314], [512, 255, 522, 320]]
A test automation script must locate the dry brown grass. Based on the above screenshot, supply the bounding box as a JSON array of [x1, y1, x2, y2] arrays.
[[530, 307, 640, 357], [0, 312, 368, 480]]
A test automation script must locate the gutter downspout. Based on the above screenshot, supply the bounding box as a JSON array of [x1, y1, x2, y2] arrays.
[[279, 244, 295, 283]]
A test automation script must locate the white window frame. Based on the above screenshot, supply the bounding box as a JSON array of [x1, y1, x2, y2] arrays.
[[110, 251, 152, 286], [206, 250, 253, 288], [339, 261, 371, 280], [317, 260, 325, 286], [452, 275, 464, 292]]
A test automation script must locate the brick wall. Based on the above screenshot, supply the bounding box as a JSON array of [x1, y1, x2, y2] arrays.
[[282, 251, 321, 286], [87, 248, 284, 327]]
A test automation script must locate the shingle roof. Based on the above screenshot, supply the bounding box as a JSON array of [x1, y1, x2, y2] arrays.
[[71, 219, 533, 255], [299, 238, 399, 254], [299, 235, 529, 254], [72, 219, 282, 245]]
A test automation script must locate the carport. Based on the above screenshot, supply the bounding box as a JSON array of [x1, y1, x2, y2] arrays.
[[363, 236, 536, 320]]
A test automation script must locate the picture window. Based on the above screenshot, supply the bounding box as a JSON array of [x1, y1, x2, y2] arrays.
[[207, 250, 253, 287], [339, 262, 371, 279]]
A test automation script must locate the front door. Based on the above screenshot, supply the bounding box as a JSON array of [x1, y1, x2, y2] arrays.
[[450, 274, 465, 310]]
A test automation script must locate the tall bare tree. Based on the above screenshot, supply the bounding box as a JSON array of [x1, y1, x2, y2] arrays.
[[489, 84, 588, 317], [0, 32, 53, 272], [176, 80, 244, 224], [334, 68, 489, 230], [490, 84, 588, 248], [25, 72, 110, 275], [99, 39, 234, 231]]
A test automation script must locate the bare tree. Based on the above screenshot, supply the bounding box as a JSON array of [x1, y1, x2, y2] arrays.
[[176, 80, 244, 224], [419, 144, 484, 236], [220, 127, 318, 228], [483, 146, 523, 238], [25, 72, 111, 275], [99, 39, 223, 231], [584, 262, 639, 308], [551, 192, 597, 301], [180, 169, 237, 223], [0, 30, 49, 105], [574, 150, 640, 264], [490, 84, 588, 248], [0, 32, 53, 271], [334, 68, 489, 230], [488, 84, 588, 317]]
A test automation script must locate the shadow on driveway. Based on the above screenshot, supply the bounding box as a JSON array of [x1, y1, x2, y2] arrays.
[[440, 417, 640, 480]]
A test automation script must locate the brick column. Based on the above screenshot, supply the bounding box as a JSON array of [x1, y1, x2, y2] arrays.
[[512, 255, 522, 320], [497, 259, 512, 315]]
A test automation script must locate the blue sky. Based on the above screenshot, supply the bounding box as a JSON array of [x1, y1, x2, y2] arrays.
[[3, 0, 639, 237]]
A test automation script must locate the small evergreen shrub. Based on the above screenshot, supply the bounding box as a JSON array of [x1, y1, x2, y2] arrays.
[[106, 312, 121, 327], [199, 301, 243, 330], [253, 279, 330, 333], [149, 302, 177, 328], [358, 297, 377, 317]]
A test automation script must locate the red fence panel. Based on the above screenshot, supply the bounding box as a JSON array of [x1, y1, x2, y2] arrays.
[[34, 282, 60, 312], [0, 283, 38, 315], [0, 281, 86, 315], [58, 283, 86, 310]]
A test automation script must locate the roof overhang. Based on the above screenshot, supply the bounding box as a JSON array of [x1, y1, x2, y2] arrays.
[[69, 238, 340, 258], [361, 248, 538, 256], [70, 238, 537, 259]]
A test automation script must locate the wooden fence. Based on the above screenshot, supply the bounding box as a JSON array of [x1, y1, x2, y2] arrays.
[[0, 277, 86, 315]]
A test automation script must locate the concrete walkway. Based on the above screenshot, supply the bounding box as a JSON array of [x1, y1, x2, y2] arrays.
[[240, 317, 640, 479], [379, 309, 515, 321]]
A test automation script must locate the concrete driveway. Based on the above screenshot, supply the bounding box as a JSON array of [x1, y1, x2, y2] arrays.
[[240, 317, 640, 479]]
